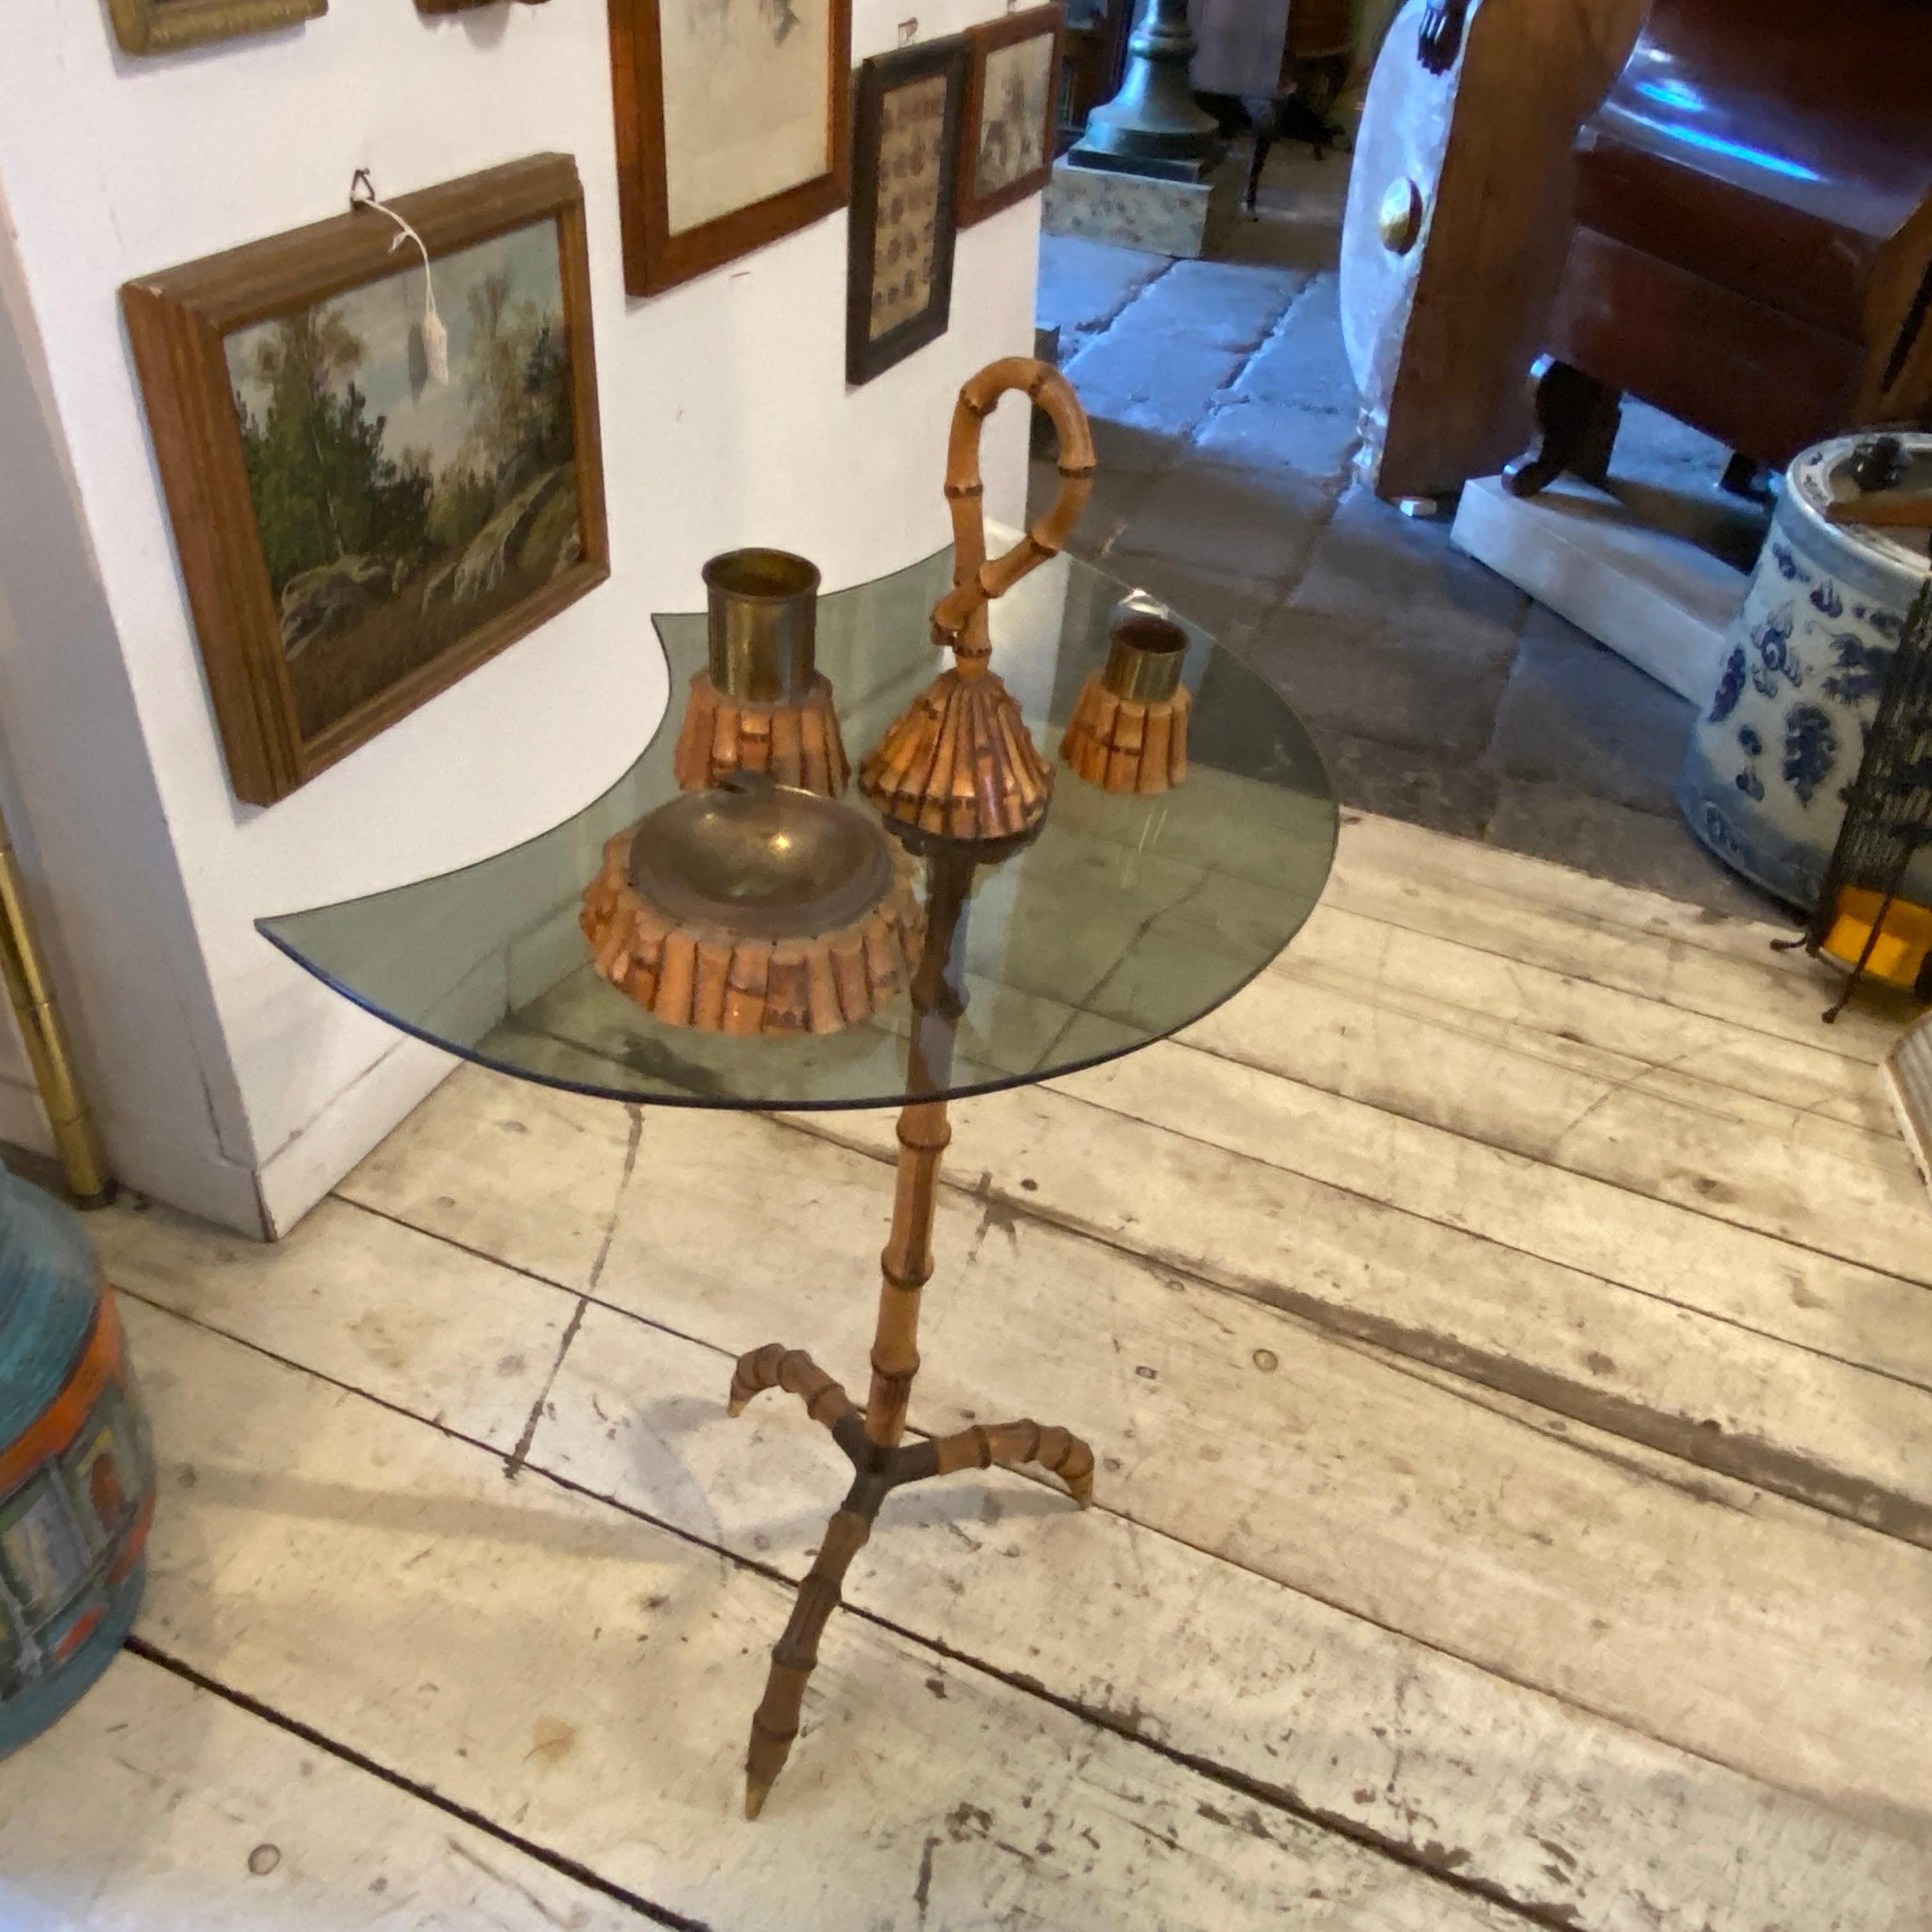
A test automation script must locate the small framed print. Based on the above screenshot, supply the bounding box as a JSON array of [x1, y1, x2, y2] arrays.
[[846, 36, 969, 388], [121, 155, 609, 807], [610, 0, 854, 297], [957, 4, 1062, 226]]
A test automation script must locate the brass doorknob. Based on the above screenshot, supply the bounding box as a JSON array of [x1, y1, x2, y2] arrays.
[[1377, 178, 1425, 256]]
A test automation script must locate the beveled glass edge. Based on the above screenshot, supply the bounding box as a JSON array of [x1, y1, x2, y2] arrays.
[[261, 879, 1330, 1113], [257, 533, 1341, 1113]]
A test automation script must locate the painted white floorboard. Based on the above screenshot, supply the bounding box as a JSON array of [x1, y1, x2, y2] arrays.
[[533, 1298, 1931, 1932], [793, 1065, 1932, 1542], [89, 1172, 1932, 1932], [0, 1652, 639, 1931], [31, 806, 1929, 1931], [119, 1297, 1527, 1932]]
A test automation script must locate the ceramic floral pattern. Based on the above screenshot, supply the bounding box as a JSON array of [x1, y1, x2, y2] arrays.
[[1677, 435, 1930, 909], [1747, 603, 1801, 698], [1780, 703, 1838, 805]]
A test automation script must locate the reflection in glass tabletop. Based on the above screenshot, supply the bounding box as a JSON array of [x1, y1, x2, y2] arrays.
[[261, 537, 1338, 1112]]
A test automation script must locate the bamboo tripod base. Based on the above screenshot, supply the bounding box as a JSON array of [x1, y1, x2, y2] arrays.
[[726, 1098, 1095, 1820]]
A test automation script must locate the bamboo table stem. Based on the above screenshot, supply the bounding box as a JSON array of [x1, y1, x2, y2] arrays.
[[732, 839, 1096, 1820]]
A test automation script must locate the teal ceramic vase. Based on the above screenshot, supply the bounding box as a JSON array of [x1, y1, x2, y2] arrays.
[[0, 1167, 153, 1756]]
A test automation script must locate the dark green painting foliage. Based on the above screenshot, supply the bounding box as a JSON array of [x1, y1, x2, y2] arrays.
[[463, 270, 573, 496], [235, 271, 574, 602], [236, 307, 431, 599]]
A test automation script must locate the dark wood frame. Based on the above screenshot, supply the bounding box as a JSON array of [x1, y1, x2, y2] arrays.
[[957, 4, 1064, 226], [609, 0, 853, 298], [121, 153, 609, 809], [105, 0, 324, 55], [845, 36, 969, 388]]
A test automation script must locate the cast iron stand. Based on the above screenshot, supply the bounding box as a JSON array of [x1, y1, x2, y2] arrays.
[[729, 841, 1096, 1819]]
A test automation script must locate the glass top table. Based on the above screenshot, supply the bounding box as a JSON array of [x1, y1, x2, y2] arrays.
[[260, 521, 1337, 1823], [262, 537, 1338, 1112]]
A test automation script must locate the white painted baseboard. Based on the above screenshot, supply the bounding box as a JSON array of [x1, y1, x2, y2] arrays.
[[1, 1034, 456, 1238], [0, 1070, 263, 1232], [254, 1032, 457, 1239], [1452, 475, 1746, 705]]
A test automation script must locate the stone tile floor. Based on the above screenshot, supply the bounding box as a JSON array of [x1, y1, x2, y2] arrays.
[[1031, 148, 1783, 918]]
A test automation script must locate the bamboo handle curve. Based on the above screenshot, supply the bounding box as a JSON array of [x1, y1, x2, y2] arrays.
[[933, 357, 1096, 668]]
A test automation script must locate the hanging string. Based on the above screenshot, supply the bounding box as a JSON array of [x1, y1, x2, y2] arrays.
[[349, 168, 449, 387]]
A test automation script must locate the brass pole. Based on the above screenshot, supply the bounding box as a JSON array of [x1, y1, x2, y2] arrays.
[[0, 804, 112, 1208]]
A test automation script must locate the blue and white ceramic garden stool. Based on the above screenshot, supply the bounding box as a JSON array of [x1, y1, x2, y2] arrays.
[[1678, 433, 1932, 910]]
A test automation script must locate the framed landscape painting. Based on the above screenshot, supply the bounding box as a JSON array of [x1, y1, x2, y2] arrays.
[[610, 0, 853, 296], [957, 5, 1062, 226], [846, 36, 968, 387], [122, 155, 608, 806]]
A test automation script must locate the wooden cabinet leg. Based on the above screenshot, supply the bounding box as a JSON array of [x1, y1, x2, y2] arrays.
[[1502, 356, 1622, 498], [1245, 97, 1278, 215]]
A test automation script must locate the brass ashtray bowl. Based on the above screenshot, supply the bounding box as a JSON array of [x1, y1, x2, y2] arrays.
[[631, 774, 892, 940], [581, 774, 924, 1037]]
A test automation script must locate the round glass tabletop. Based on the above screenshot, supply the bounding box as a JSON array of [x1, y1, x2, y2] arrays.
[[260, 535, 1338, 1111]]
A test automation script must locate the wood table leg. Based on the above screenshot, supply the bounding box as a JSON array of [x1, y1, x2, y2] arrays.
[[926, 1418, 1096, 1505], [743, 1507, 873, 1819], [732, 838, 1096, 1819], [728, 1344, 858, 1434], [864, 1098, 948, 1451], [731, 1097, 1099, 1816]]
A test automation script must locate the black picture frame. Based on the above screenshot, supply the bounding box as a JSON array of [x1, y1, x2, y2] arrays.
[[846, 36, 969, 387]]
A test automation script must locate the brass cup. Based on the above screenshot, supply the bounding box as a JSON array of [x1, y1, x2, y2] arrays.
[[1103, 612, 1188, 705], [703, 548, 822, 703]]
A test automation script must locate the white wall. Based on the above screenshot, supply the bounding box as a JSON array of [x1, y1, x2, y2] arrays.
[[0, 0, 1037, 1234]]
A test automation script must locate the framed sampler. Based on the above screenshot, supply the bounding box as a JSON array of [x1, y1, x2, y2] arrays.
[[845, 36, 969, 387], [121, 154, 609, 808], [957, 4, 1063, 226], [609, 0, 854, 297]]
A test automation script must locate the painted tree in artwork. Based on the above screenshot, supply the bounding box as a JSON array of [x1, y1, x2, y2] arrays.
[[236, 305, 431, 597], [457, 270, 574, 505]]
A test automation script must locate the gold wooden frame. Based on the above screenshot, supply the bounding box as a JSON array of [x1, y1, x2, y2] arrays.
[[105, 0, 325, 56], [122, 155, 610, 807]]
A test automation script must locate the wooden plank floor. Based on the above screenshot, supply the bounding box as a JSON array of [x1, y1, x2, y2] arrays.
[[6, 809, 1930, 1929]]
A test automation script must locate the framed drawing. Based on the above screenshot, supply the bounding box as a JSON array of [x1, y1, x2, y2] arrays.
[[105, 0, 325, 54], [846, 36, 968, 388], [610, 0, 853, 298], [121, 154, 609, 808], [957, 4, 1062, 226]]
